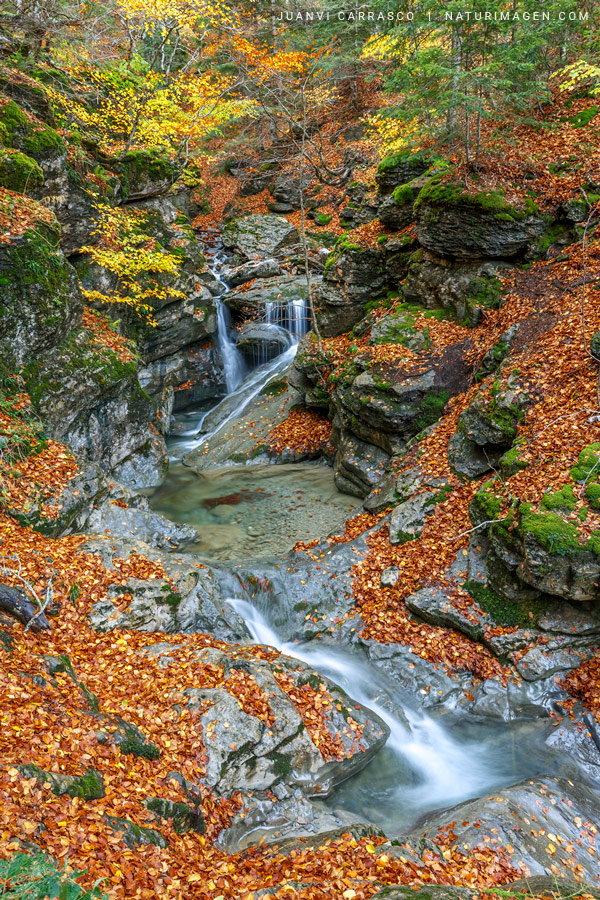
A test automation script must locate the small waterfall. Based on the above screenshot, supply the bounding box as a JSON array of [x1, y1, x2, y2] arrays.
[[227, 598, 523, 825], [288, 297, 310, 339], [216, 299, 246, 394]]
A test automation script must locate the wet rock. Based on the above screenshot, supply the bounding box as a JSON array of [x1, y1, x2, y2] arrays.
[[222, 214, 299, 260], [225, 258, 280, 285], [515, 640, 597, 681], [403, 777, 600, 883], [236, 322, 292, 363], [82, 536, 246, 641], [405, 584, 486, 641], [334, 431, 390, 498], [226, 275, 310, 315]]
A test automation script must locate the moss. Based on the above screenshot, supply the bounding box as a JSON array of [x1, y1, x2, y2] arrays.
[[146, 798, 205, 834], [470, 482, 502, 525], [467, 274, 503, 310], [520, 511, 580, 555], [0, 100, 29, 144], [396, 528, 419, 544], [270, 752, 292, 777], [464, 580, 546, 628], [541, 484, 577, 511], [0, 149, 43, 193], [20, 765, 105, 800], [414, 178, 528, 221], [499, 443, 529, 476], [570, 442, 600, 483], [586, 530, 600, 555], [119, 730, 161, 761], [24, 126, 65, 157], [571, 106, 599, 128], [414, 390, 450, 432], [584, 482, 600, 510], [260, 376, 287, 396], [313, 211, 332, 226], [532, 222, 571, 257], [105, 816, 167, 849], [377, 150, 433, 175], [391, 182, 417, 207]]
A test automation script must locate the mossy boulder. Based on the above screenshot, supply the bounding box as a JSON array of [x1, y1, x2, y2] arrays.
[[0, 216, 83, 369], [221, 213, 299, 260], [104, 816, 167, 849], [146, 797, 205, 834], [448, 379, 526, 478], [117, 149, 176, 201], [376, 150, 437, 195], [0, 149, 43, 194], [414, 179, 547, 259], [19, 764, 105, 801]]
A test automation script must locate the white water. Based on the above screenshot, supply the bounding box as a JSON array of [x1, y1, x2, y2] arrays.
[[216, 299, 246, 393], [228, 598, 503, 819]]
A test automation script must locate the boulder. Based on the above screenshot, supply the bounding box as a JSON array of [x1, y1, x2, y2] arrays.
[[415, 180, 547, 259], [83, 536, 247, 641], [316, 243, 386, 337], [402, 250, 511, 325], [221, 214, 299, 260], [334, 430, 390, 498], [376, 150, 436, 195], [117, 149, 175, 201], [236, 322, 292, 364], [225, 257, 280, 286], [226, 274, 310, 316]]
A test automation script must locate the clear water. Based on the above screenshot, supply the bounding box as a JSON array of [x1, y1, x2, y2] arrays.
[[150, 462, 359, 560]]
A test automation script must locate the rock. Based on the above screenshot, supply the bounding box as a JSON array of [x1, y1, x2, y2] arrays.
[[515, 640, 597, 681], [149, 644, 389, 798], [19, 765, 105, 800], [225, 257, 280, 286], [221, 214, 299, 260], [0, 148, 43, 194], [226, 275, 310, 316], [380, 566, 400, 587], [0, 213, 83, 370], [448, 379, 526, 478], [117, 149, 175, 201], [415, 180, 548, 259], [104, 816, 167, 849], [369, 307, 430, 350], [405, 584, 487, 641], [334, 431, 390, 498], [23, 325, 160, 478], [378, 186, 418, 230], [315, 244, 386, 337], [389, 491, 439, 544], [376, 150, 436, 195], [236, 322, 292, 364], [82, 536, 248, 641], [402, 250, 511, 326], [146, 797, 205, 835], [402, 777, 600, 884]]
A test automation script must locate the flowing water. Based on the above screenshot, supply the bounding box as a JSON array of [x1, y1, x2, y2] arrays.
[[151, 237, 573, 838]]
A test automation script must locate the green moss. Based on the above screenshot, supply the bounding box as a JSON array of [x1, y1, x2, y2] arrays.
[[571, 106, 599, 128], [377, 150, 433, 175], [414, 178, 529, 221], [464, 580, 546, 628], [570, 442, 600, 483], [158, 584, 183, 608], [260, 376, 287, 396], [24, 126, 65, 157], [520, 511, 580, 555], [467, 274, 503, 310], [20, 765, 105, 801], [313, 211, 332, 226], [470, 482, 502, 525], [0, 100, 28, 144], [541, 484, 577, 511], [0, 149, 43, 193], [119, 731, 161, 761], [499, 443, 529, 476], [105, 816, 167, 849], [414, 390, 450, 432], [396, 528, 419, 544], [146, 798, 205, 834], [391, 182, 417, 207], [585, 483, 600, 510], [271, 752, 292, 777]]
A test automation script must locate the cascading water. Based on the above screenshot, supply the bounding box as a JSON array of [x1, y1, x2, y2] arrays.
[[227, 598, 566, 834], [216, 299, 246, 394]]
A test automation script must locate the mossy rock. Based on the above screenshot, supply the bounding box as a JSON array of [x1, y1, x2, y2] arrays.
[[541, 484, 577, 511], [570, 442, 600, 483], [146, 797, 205, 834], [118, 149, 176, 201], [104, 815, 167, 849], [19, 764, 105, 800], [0, 217, 83, 370], [571, 106, 599, 128], [0, 149, 43, 193], [463, 579, 546, 628], [376, 150, 437, 194], [414, 179, 527, 221]]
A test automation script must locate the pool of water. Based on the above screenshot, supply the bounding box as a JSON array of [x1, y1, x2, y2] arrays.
[[149, 462, 359, 560]]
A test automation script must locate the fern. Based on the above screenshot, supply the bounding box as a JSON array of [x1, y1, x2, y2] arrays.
[[0, 853, 107, 900]]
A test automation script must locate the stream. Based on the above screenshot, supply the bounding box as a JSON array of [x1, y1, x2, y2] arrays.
[[149, 236, 578, 840]]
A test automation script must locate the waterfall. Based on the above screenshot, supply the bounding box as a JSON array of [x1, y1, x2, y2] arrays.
[[216, 299, 246, 394], [227, 598, 536, 828]]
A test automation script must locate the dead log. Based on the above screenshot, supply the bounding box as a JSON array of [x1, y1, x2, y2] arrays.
[[0, 584, 51, 632]]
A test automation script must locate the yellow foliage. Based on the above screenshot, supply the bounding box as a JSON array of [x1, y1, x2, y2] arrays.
[[554, 60, 600, 94], [79, 205, 186, 323]]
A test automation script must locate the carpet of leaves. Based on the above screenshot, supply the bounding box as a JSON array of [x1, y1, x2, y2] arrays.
[[265, 408, 333, 457]]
